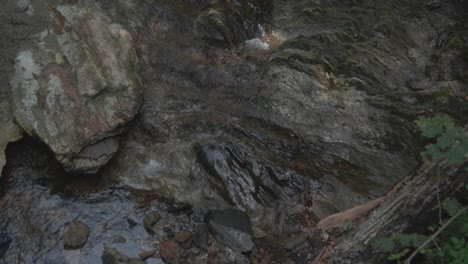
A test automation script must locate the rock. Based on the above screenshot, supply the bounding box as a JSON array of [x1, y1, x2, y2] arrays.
[[112, 236, 126, 243], [139, 249, 157, 260], [426, 0, 441, 10], [175, 231, 192, 244], [253, 227, 267, 239], [244, 38, 270, 51], [0, 101, 22, 174], [205, 208, 254, 253], [102, 248, 146, 264], [63, 221, 89, 250], [190, 247, 200, 255], [193, 225, 210, 251], [159, 240, 181, 264], [143, 211, 161, 234], [194, 0, 272, 46], [9, 5, 142, 174]]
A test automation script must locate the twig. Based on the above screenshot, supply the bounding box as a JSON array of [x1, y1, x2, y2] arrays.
[[436, 164, 442, 225], [405, 206, 468, 264]]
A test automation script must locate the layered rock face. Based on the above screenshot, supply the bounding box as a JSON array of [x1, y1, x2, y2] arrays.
[[9, 5, 142, 173]]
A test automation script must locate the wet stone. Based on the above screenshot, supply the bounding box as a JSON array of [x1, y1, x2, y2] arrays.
[[139, 249, 156, 260], [193, 225, 210, 251], [102, 248, 146, 264], [175, 230, 192, 244], [112, 236, 126, 244], [143, 211, 161, 234], [63, 221, 89, 250], [205, 208, 254, 253], [159, 240, 181, 264]]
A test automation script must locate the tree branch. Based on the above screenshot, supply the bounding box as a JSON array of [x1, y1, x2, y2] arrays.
[[405, 206, 468, 264]]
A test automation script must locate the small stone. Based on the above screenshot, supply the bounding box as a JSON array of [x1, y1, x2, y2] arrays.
[[159, 240, 180, 264], [244, 38, 270, 51], [193, 225, 210, 251], [139, 249, 156, 260], [102, 248, 146, 264], [143, 211, 161, 234], [182, 238, 192, 249], [165, 229, 175, 239], [63, 221, 89, 250], [190, 247, 200, 255], [127, 218, 137, 229], [175, 231, 192, 244], [253, 227, 267, 239], [112, 236, 126, 243]]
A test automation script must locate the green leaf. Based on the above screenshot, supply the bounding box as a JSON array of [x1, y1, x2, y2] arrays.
[[447, 146, 466, 165], [424, 144, 442, 160], [373, 237, 395, 253], [442, 198, 463, 217]]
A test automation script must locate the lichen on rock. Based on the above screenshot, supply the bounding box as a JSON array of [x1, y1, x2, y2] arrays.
[[9, 5, 142, 173]]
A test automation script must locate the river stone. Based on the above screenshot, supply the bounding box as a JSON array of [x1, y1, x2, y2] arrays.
[[205, 208, 254, 253], [143, 211, 161, 234], [159, 240, 181, 264], [63, 221, 89, 250], [0, 101, 22, 174], [102, 248, 146, 264], [193, 225, 210, 251], [9, 5, 142, 174]]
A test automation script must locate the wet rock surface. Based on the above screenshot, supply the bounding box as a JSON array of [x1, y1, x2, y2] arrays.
[[63, 220, 90, 250], [9, 4, 142, 173], [0, 0, 467, 263]]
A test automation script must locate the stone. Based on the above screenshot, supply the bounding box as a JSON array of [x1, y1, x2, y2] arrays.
[[102, 248, 146, 264], [112, 236, 126, 244], [193, 225, 210, 251], [205, 208, 254, 253], [63, 221, 89, 250], [9, 5, 142, 174], [174, 231, 192, 244], [159, 240, 181, 264], [0, 101, 22, 174], [139, 249, 156, 260], [244, 38, 270, 51], [143, 211, 161, 234], [253, 227, 267, 239]]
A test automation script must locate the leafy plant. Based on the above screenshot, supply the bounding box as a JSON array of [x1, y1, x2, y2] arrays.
[[416, 114, 467, 166], [372, 114, 468, 263]]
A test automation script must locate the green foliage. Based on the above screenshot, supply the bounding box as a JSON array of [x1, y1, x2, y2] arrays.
[[373, 197, 468, 263], [416, 114, 467, 166], [372, 115, 468, 263]]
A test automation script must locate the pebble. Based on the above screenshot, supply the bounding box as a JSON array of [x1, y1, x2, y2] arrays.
[[175, 230, 192, 244], [63, 221, 89, 250], [139, 249, 157, 260], [143, 211, 161, 234], [159, 240, 180, 264]]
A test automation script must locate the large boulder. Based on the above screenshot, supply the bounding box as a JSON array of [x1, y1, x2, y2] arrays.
[[9, 5, 142, 173], [0, 101, 22, 174]]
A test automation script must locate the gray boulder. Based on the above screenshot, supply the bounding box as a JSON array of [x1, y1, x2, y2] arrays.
[[9, 6, 142, 173]]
